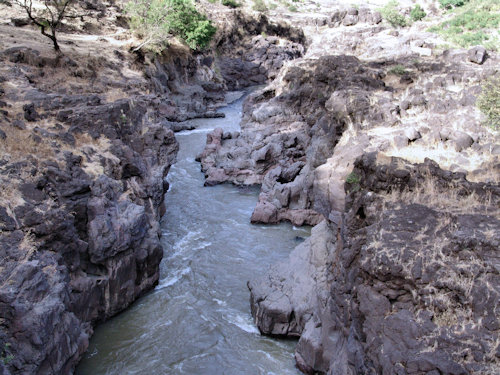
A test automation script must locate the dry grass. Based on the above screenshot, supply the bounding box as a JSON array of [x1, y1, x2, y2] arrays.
[[364, 192, 495, 348], [413, 224, 483, 320], [431, 300, 470, 328], [0, 126, 56, 163], [106, 88, 130, 102], [19, 229, 38, 260], [382, 172, 497, 217], [384, 142, 500, 185], [0, 168, 37, 225], [71, 134, 119, 177], [484, 227, 498, 240], [484, 337, 500, 375], [0, 177, 24, 210]]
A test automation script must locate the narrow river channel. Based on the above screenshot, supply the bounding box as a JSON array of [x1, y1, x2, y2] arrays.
[[76, 94, 308, 375]]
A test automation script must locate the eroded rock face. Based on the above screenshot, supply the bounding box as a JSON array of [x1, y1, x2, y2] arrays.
[[250, 153, 500, 375], [0, 96, 178, 374], [200, 41, 499, 225], [217, 34, 304, 89], [249, 220, 337, 337], [0, 4, 310, 371], [199, 55, 396, 225], [0, 29, 188, 372], [212, 11, 306, 90]]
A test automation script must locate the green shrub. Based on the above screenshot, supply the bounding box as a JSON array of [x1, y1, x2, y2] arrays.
[[222, 0, 240, 8], [477, 76, 500, 130], [439, 0, 469, 9], [380, 0, 407, 27], [288, 4, 297, 11], [125, 0, 216, 51], [253, 0, 268, 12], [457, 31, 490, 46], [388, 64, 408, 75], [428, 0, 500, 50], [1, 343, 13, 365], [410, 5, 426, 21], [346, 172, 360, 184], [346, 172, 361, 192]]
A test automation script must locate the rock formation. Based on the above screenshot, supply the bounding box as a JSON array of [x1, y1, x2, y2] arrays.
[[0, 47, 180, 371], [0, 2, 306, 373], [198, 3, 500, 374], [0, 0, 499, 374], [250, 154, 499, 374]]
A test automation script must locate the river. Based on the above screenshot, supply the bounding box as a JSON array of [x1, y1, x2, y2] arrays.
[[76, 93, 308, 375]]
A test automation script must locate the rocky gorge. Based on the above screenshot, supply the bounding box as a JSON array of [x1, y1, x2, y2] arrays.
[[199, 2, 499, 375], [0, 1, 305, 373], [0, 0, 499, 374]]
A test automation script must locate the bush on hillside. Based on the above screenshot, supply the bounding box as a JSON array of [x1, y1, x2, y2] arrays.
[[410, 5, 426, 21], [252, 0, 268, 12], [428, 0, 500, 50], [477, 76, 500, 130], [380, 1, 407, 28], [222, 0, 240, 8], [388, 64, 408, 75], [125, 0, 216, 52], [439, 0, 469, 9]]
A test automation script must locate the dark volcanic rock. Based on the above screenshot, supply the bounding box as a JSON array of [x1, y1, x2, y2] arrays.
[[0, 7, 308, 373], [249, 153, 500, 375], [0, 96, 178, 374], [468, 46, 487, 64], [200, 55, 391, 225], [22, 103, 39, 122], [217, 35, 304, 90]]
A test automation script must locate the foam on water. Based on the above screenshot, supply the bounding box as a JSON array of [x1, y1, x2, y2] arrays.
[[177, 128, 215, 136], [156, 267, 191, 290], [213, 298, 227, 307], [172, 229, 203, 254], [225, 313, 260, 334]]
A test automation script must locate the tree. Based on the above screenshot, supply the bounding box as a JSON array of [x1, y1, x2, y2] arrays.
[[125, 0, 216, 52], [13, 0, 75, 54]]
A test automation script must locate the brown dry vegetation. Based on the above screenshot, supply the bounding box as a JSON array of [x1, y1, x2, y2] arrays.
[[365, 205, 499, 373], [357, 160, 500, 374], [382, 172, 498, 218], [0, 126, 57, 162]]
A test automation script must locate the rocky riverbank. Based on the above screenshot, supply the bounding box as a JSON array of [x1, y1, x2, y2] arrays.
[[0, 0, 498, 373], [0, 1, 305, 373], [250, 154, 499, 374], [199, 2, 499, 374]]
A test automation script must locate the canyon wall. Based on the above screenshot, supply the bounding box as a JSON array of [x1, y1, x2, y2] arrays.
[[200, 6, 500, 375], [1, 1, 499, 374], [0, 3, 305, 373]]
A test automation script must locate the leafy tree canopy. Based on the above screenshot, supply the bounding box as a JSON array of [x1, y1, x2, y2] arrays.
[[126, 0, 217, 52]]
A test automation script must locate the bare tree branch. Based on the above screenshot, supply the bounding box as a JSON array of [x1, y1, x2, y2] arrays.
[[13, 0, 76, 54]]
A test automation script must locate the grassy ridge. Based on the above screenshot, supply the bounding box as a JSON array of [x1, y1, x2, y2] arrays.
[[429, 0, 500, 50]]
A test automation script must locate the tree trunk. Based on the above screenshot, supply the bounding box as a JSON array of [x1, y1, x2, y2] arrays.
[[40, 25, 61, 54], [50, 29, 61, 54]]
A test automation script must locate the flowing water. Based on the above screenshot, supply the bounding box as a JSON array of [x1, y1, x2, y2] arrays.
[[76, 94, 308, 375]]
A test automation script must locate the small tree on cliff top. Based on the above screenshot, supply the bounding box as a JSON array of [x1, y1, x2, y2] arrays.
[[125, 0, 216, 52], [13, 0, 75, 54]]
